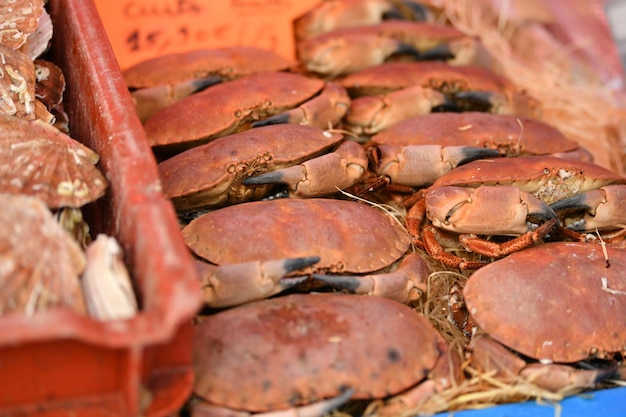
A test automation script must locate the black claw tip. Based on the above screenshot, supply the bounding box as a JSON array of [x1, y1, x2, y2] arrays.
[[284, 256, 321, 272], [252, 113, 290, 128], [192, 76, 223, 93], [458, 147, 501, 166], [243, 171, 285, 185], [312, 274, 361, 292]]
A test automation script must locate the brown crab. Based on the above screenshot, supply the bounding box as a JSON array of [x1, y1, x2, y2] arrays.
[[158, 124, 367, 212], [144, 71, 350, 155], [464, 241, 626, 364], [341, 61, 540, 136], [297, 20, 490, 77], [182, 198, 411, 275], [370, 112, 592, 161], [408, 156, 626, 269], [191, 293, 461, 416], [294, 0, 439, 41], [122, 46, 294, 122]]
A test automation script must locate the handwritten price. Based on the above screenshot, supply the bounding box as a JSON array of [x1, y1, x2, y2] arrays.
[[125, 23, 279, 54]]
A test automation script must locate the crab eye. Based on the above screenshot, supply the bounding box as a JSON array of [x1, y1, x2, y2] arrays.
[[543, 168, 550, 175]]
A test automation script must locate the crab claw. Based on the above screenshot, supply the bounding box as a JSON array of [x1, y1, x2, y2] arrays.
[[414, 43, 456, 62], [133, 76, 223, 122], [299, 35, 423, 77], [375, 144, 500, 187], [251, 82, 350, 130], [344, 85, 450, 135], [454, 90, 539, 118], [195, 257, 319, 308], [243, 140, 368, 197], [550, 185, 626, 232], [313, 254, 429, 304]]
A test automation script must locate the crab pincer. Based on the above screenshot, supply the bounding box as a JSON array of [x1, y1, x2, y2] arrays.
[[242, 139, 368, 198], [194, 256, 320, 308], [549, 184, 626, 242], [373, 144, 501, 188], [313, 253, 429, 304]]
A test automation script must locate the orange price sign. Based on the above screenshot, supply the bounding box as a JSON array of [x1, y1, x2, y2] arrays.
[[93, 0, 321, 70]]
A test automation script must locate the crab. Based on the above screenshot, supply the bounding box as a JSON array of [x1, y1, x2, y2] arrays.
[[190, 293, 462, 416], [294, 0, 440, 41], [297, 20, 490, 77], [407, 155, 626, 269], [157, 124, 367, 212], [182, 198, 411, 275], [370, 112, 593, 161], [123, 46, 293, 122], [144, 71, 350, 155], [341, 61, 540, 136], [463, 242, 626, 388]]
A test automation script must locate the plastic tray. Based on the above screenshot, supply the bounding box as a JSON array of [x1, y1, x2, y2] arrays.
[[433, 386, 626, 416], [0, 0, 203, 416]]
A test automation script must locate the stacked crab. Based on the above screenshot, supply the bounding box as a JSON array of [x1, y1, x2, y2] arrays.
[[0, 0, 138, 321], [123, 0, 626, 415]]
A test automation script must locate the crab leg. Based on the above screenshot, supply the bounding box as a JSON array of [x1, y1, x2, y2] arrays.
[[312, 253, 429, 304], [251, 82, 350, 130], [243, 140, 368, 197], [375, 144, 500, 187], [344, 85, 453, 135], [195, 257, 319, 308]]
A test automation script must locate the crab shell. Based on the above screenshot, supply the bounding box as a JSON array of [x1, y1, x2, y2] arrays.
[[464, 241, 626, 363], [294, 0, 439, 41], [182, 198, 411, 274], [430, 155, 626, 205], [144, 71, 346, 154], [342, 61, 523, 97], [123, 46, 293, 122], [158, 124, 345, 210], [371, 112, 587, 159], [298, 21, 487, 76], [193, 293, 444, 411]]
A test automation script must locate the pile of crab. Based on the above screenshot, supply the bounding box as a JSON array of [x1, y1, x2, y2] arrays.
[[123, 0, 626, 415], [0, 0, 137, 321]]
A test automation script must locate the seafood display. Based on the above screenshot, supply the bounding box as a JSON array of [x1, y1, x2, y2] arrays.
[[115, 0, 626, 416]]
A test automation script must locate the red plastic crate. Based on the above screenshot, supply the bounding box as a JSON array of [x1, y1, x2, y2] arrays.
[[0, 0, 203, 416]]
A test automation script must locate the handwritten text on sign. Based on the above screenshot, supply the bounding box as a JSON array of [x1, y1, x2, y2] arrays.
[[94, 0, 320, 70]]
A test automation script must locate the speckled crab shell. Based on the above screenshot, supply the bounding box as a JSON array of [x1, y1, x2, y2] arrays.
[[371, 112, 582, 157], [429, 155, 626, 204], [158, 124, 345, 211], [193, 293, 443, 411], [464, 241, 626, 363], [144, 71, 326, 154], [182, 198, 411, 274]]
